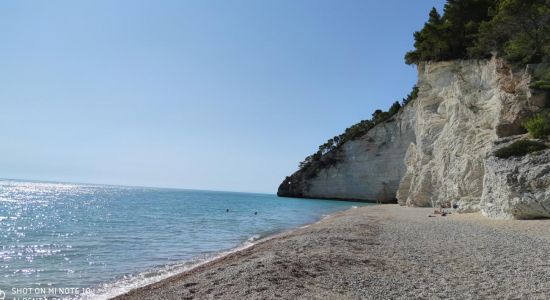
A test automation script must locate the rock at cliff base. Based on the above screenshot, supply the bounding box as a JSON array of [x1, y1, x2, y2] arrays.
[[481, 145, 550, 219]]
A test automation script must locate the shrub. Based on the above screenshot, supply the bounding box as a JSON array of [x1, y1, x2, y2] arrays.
[[295, 93, 415, 176], [530, 64, 550, 91], [402, 86, 419, 106], [530, 81, 550, 90], [524, 113, 550, 139], [388, 101, 402, 116], [494, 140, 548, 159]]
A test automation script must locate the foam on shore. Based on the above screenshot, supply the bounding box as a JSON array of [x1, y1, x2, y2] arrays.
[[81, 236, 261, 300], [89, 207, 360, 300]]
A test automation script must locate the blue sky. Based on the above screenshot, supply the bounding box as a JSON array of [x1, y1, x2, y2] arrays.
[[0, 0, 446, 193]]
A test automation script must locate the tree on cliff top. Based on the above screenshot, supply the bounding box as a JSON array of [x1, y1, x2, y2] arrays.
[[406, 0, 550, 65], [470, 0, 550, 64], [404, 8, 447, 64], [405, 0, 496, 64]]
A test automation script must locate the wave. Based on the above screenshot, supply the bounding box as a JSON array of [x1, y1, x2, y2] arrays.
[[80, 234, 263, 300]]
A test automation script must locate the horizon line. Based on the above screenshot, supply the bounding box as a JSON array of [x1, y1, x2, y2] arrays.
[[0, 177, 276, 196]]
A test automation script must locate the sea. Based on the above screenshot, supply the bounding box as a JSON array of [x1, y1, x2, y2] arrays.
[[0, 179, 366, 299]]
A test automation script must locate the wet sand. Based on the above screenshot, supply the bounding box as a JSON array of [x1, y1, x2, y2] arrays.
[[113, 205, 550, 299]]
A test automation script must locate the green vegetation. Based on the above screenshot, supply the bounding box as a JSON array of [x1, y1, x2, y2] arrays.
[[531, 80, 550, 90], [524, 111, 550, 139], [494, 140, 548, 158], [405, 1, 496, 64], [479, 0, 549, 64], [401, 86, 419, 106], [406, 0, 550, 69], [530, 64, 550, 90]]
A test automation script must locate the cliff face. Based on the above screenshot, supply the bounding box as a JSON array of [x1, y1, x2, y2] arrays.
[[482, 139, 550, 219], [398, 59, 539, 211], [307, 106, 416, 202], [277, 105, 415, 203], [279, 58, 548, 218]]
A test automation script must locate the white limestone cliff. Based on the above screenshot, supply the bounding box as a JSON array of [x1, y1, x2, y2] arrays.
[[279, 58, 548, 218], [397, 59, 538, 211], [303, 105, 416, 202], [481, 137, 550, 219]]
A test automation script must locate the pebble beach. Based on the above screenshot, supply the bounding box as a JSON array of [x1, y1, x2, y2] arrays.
[[113, 205, 550, 299]]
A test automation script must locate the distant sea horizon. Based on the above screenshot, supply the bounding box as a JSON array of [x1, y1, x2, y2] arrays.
[[0, 177, 275, 196], [0, 179, 367, 299]]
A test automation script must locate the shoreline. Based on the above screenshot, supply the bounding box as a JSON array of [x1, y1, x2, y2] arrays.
[[112, 205, 550, 299], [279, 195, 383, 203], [92, 207, 357, 300], [87, 239, 259, 300]]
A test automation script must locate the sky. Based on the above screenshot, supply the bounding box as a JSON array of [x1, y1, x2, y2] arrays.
[[0, 0, 446, 193]]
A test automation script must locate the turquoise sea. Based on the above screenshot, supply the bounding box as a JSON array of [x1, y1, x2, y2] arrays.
[[0, 179, 366, 299]]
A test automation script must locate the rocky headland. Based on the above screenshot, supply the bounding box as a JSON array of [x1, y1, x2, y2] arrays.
[[279, 58, 550, 219]]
